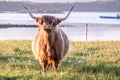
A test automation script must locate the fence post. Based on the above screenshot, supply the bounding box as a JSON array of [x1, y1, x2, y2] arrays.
[[86, 23, 88, 41]]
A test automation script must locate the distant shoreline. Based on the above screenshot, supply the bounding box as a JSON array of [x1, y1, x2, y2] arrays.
[[0, 23, 120, 28], [0, 1, 120, 13], [0, 24, 75, 28], [0, 24, 38, 28]]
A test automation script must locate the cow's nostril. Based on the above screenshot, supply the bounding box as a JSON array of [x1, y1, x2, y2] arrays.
[[45, 25, 51, 29]]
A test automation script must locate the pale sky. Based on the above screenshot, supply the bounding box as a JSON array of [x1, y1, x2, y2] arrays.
[[0, 0, 115, 3]]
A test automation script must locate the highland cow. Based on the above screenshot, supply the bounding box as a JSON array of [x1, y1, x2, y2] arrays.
[[24, 5, 74, 73]]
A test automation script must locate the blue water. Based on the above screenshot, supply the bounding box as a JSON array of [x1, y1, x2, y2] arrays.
[[0, 12, 120, 41], [0, 23, 119, 41], [0, 12, 120, 24]]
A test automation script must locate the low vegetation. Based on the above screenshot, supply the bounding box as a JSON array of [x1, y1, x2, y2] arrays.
[[0, 1, 120, 13], [0, 40, 120, 80]]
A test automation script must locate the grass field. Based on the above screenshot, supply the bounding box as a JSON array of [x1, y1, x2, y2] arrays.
[[0, 40, 120, 80]]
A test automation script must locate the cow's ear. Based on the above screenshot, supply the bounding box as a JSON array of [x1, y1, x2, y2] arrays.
[[36, 19, 39, 23], [57, 19, 61, 24], [53, 19, 61, 26], [36, 19, 43, 25]]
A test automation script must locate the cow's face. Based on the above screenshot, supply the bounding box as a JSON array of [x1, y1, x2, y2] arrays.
[[36, 15, 61, 31]]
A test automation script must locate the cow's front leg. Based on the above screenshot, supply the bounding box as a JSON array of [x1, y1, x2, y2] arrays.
[[39, 60, 48, 74]]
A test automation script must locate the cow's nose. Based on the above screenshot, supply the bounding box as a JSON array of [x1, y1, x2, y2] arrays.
[[44, 25, 51, 29]]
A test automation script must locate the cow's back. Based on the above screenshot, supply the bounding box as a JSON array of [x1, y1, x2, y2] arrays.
[[61, 30, 69, 56], [32, 31, 40, 60], [53, 28, 69, 60]]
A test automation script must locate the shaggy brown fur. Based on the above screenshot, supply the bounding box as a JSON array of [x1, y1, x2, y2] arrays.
[[24, 5, 74, 73], [32, 15, 69, 73]]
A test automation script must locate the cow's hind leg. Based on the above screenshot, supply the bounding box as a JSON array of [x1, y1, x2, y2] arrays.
[[51, 60, 59, 72], [40, 60, 48, 74], [46, 63, 52, 71]]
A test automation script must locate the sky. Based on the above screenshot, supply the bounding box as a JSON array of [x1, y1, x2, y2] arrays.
[[0, 0, 115, 3]]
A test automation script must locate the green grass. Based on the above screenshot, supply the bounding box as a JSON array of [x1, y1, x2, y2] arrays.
[[0, 40, 120, 80]]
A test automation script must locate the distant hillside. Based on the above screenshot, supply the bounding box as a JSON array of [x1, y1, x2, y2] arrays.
[[0, 1, 120, 13]]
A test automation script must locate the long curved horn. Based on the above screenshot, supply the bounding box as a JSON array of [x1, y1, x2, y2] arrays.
[[59, 4, 75, 21], [23, 5, 39, 20]]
